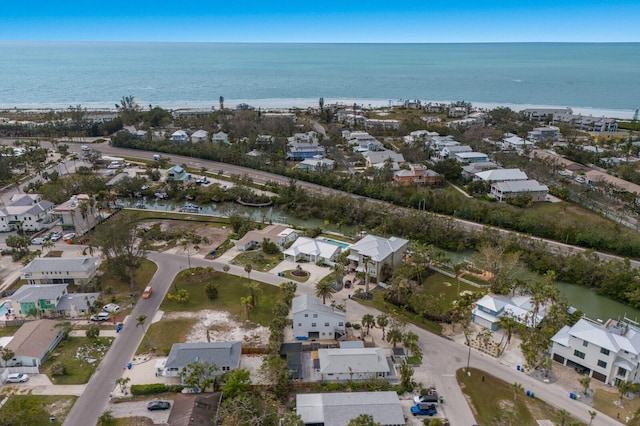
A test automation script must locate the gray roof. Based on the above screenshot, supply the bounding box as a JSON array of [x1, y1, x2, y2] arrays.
[[350, 235, 408, 262], [475, 168, 528, 182], [291, 295, 345, 320], [165, 342, 242, 370], [12, 284, 68, 303], [296, 391, 404, 426], [363, 150, 405, 165], [492, 179, 549, 193], [22, 257, 99, 274], [55, 293, 100, 311], [318, 348, 389, 375]]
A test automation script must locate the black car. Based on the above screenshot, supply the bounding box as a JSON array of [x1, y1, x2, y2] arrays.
[[147, 401, 171, 411]]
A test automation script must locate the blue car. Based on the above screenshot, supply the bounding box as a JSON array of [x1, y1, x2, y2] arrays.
[[411, 403, 437, 416]]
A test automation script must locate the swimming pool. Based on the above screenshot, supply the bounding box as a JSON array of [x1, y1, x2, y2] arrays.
[[0, 301, 11, 317], [322, 238, 350, 249]]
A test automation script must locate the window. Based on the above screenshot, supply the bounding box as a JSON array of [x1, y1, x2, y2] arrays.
[[574, 350, 586, 359], [313, 314, 318, 318], [597, 360, 607, 369], [582, 340, 589, 347], [600, 348, 610, 356], [297, 323, 301, 327], [304, 314, 308, 317], [618, 367, 628, 377], [324, 322, 329, 327], [311, 323, 316, 327], [338, 322, 344, 326]]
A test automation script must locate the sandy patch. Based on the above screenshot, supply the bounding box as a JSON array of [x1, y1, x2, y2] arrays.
[[164, 310, 270, 346]]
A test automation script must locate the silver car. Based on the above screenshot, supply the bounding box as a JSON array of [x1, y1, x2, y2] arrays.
[[5, 373, 29, 383]]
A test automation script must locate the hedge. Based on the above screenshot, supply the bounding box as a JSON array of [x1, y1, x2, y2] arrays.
[[130, 383, 185, 395]]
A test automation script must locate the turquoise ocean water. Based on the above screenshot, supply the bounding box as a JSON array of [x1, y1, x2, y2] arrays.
[[0, 42, 638, 117]]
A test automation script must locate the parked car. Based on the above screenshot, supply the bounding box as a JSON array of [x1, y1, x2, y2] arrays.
[[31, 237, 46, 245], [81, 145, 91, 151], [147, 401, 171, 411], [103, 303, 121, 313], [411, 403, 437, 416], [50, 232, 63, 242], [142, 286, 153, 299], [5, 373, 29, 383], [63, 232, 76, 240], [413, 394, 439, 404], [90, 312, 110, 321]]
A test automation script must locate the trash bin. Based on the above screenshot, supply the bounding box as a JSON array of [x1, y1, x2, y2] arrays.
[[127, 362, 132, 370], [517, 365, 521, 371], [530, 392, 535, 398], [526, 390, 531, 396]]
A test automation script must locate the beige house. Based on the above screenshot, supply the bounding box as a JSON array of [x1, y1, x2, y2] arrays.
[[21, 257, 100, 286], [3, 320, 66, 367], [235, 224, 298, 251], [50, 194, 99, 236]]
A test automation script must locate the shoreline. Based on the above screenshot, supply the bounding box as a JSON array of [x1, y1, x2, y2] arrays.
[[0, 98, 636, 120]]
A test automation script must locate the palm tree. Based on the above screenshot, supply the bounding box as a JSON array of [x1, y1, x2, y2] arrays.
[[386, 328, 403, 348], [512, 382, 523, 403], [315, 281, 334, 304], [579, 376, 591, 396], [588, 410, 597, 426], [376, 314, 389, 340], [617, 380, 634, 404], [240, 296, 253, 319], [244, 281, 262, 306], [453, 262, 466, 298], [361, 314, 376, 335], [244, 263, 252, 281], [115, 377, 130, 393], [557, 408, 571, 426], [497, 312, 520, 350]]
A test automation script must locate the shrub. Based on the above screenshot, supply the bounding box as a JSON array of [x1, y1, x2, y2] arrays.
[[51, 362, 67, 376], [204, 282, 218, 300], [130, 383, 184, 395]]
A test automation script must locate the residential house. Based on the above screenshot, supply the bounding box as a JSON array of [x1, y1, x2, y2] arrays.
[[255, 134, 275, 147], [448, 105, 468, 118], [167, 393, 222, 426], [362, 150, 405, 169], [55, 292, 100, 318], [346, 132, 384, 153], [428, 135, 459, 151], [295, 157, 335, 171], [287, 132, 325, 160], [211, 131, 229, 144], [461, 161, 498, 179], [190, 129, 209, 143], [529, 150, 585, 174], [10, 284, 68, 318], [166, 165, 187, 181], [170, 130, 189, 142], [472, 294, 546, 331], [364, 118, 401, 131], [3, 320, 66, 367], [235, 224, 298, 251], [403, 130, 439, 144], [527, 126, 560, 143], [280, 342, 303, 380], [585, 170, 640, 195], [454, 152, 490, 163], [347, 235, 409, 282], [317, 347, 391, 381], [439, 145, 472, 159], [21, 257, 100, 286], [160, 342, 242, 380], [393, 164, 440, 186], [296, 392, 405, 426], [0, 194, 54, 232], [502, 134, 534, 150], [447, 112, 487, 129], [283, 237, 342, 266], [475, 168, 529, 182], [522, 107, 573, 121], [50, 194, 99, 236], [490, 180, 549, 202], [553, 112, 618, 133], [292, 294, 346, 340], [550, 317, 640, 385]]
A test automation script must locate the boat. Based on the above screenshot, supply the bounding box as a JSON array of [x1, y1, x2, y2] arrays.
[[180, 202, 201, 213]]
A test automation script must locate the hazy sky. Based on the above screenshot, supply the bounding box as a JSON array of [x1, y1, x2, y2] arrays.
[[2, 1, 638, 43]]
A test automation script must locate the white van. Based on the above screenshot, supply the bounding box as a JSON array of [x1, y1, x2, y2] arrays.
[[81, 145, 90, 151], [153, 154, 160, 161], [107, 161, 121, 169]]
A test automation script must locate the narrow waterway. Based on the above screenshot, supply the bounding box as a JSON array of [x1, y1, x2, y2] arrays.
[[554, 281, 640, 323]]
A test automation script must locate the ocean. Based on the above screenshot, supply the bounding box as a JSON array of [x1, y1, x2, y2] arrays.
[[0, 42, 638, 118]]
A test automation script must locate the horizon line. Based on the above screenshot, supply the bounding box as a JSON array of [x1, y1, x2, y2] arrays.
[[1, 40, 639, 45]]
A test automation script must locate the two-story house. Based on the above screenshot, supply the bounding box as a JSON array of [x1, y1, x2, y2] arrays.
[[472, 294, 546, 331], [347, 235, 409, 283], [490, 180, 549, 202], [551, 317, 640, 385], [50, 194, 99, 236], [393, 164, 440, 186], [286, 132, 325, 160], [10, 284, 68, 318], [170, 130, 189, 142], [0, 194, 54, 232], [21, 257, 100, 287], [292, 295, 345, 340]]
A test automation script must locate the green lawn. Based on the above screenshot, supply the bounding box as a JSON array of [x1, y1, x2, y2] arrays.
[[161, 269, 281, 324], [457, 368, 584, 425], [0, 326, 20, 337], [41, 336, 113, 384], [97, 258, 158, 305], [0, 395, 77, 425], [232, 251, 284, 272], [593, 388, 639, 423], [421, 272, 481, 304], [141, 317, 198, 356]]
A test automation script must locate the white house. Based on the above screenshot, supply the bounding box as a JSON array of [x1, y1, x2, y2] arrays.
[[502, 134, 534, 150], [347, 235, 409, 282], [295, 157, 335, 171], [21, 257, 100, 286], [190, 129, 209, 143], [212, 131, 229, 144], [283, 237, 342, 265], [50, 194, 99, 236], [472, 294, 546, 331], [439, 145, 472, 159], [362, 150, 405, 168], [475, 168, 529, 182], [296, 392, 405, 426], [551, 317, 640, 385], [490, 180, 549, 202], [170, 130, 189, 142], [292, 295, 345, 340], [527, 126, 560, 143], [317, 347, 390, 381], [0, 194, 54, 232]]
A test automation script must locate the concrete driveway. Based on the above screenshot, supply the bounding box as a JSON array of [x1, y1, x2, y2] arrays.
[[106, 399, 172, 425], [268, 259, 333, 286]]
